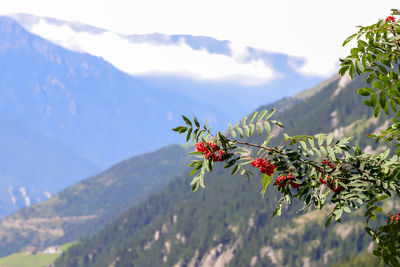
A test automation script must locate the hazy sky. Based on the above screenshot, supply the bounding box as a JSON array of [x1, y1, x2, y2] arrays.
[[1, 0, 399, 82]]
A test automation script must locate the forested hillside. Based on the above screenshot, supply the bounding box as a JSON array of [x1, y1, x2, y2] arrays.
[[56, 74, 392, 266], [0, 145, 189, 257]]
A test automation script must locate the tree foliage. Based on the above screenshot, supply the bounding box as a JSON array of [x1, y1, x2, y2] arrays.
[[174, 9, 400, 266]]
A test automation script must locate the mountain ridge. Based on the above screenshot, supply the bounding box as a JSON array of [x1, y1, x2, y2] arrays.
[[56, 73, 388, 266]]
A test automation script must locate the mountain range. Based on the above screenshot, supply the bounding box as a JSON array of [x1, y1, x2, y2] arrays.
[[0, 70, 391, 266], [0, 15, 235, 217]]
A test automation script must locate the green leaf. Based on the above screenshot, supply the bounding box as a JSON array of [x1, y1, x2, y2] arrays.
[[308, 138, 315, 147], [261, 174, 274, 197], [299, 140, 307, 150], [326, 133, 334, 146], [355, 60, 365, 74], [257, 110, 268, 121], [256, 122, 264, 135], [342, 33, 357, 46], [370, 93, 377, 107], [249, 124, 255, 136], [327, 147, 336, 161], [243, 125, 250, 137], [379, 91, 387, 109], [249, 111, 258, 123], [191, 182, 199, 192], [374, 105, 381, 117], [343, 206, 351, 213], [271, 120, 284, 128], [324, 216, 332, 227], [264, 109, 276, 120], [264, 121, 271, 133], [357, 88, 370, 96], [230, 130, 237, 138], [237, 127, 244, 138], [241, 116, 248, 126], [186, 127, 192, 142], [384, 101, 389, 115], [194, 117, 200, 127], [334, 209, 343, 221], [231, 165, 240, 175], [182, 115, 192, 127], [172, 126, 188, 133], [380, 148, 390, 160], [317, 134, 324, 146], [372, 80, 384, 90]]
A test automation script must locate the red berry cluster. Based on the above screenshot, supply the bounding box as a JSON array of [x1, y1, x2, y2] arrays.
[[319, 175, 342, 192], [385, 16, 396, 23], [276, 173, 301, 189], [387, 212, 400, 223], [321, 159, 336, 170], [318, 159, 341, 192], [195, 141, 226, 162], [250, 158, 276, 175]]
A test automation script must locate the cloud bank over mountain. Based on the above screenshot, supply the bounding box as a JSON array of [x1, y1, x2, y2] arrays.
[[13, 14, 279, 86]]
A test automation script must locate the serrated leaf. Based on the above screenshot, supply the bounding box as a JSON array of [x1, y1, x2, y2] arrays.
[[265, 109, 276, 120], [379, 91, 387, 109], [308, 138, 315, 147], [256, 122, 263, 135], [243, 125, 250, 137], [192, 182, 199, 192], [172, 126, 188, 133], [326, 133, 334, 146], [374, 106, 380, 117], [334, 209, 343, 221], [239, 158, 252, 166], [182, 115, 192, 127], [327, 146, 336, 161], [249, 124, 255, 136], [342, 33, 357, 46], [249, 111, 258, 123], [271, 120, 284, 128], [231, 165, 240, 175], [372, 80, 384, 90], [317, 134, 324, 146], [186, 127, 192, 142], [380, 148, 390, 160], [257, 110, 268, 121], [237, 127, 244, 138], [241, 116, 248, 126], [355, 60, 365, 73], [284, 133, 290, 140], [204, 119, 208, 129], [194, 117, 200, 127], [325, 216, 332, 227], [261, 174, 274, 197], [299, 140, 307, 150], [264, 121, 271, 133]]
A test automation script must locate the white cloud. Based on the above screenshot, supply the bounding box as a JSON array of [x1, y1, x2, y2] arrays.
[[26, 19, 278, 85], [1, 0, 399, 77]]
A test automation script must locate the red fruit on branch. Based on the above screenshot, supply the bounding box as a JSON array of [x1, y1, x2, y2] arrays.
[[276, 173, 301, 189], [251, 158, 276, 176], [195, 141, 226, 162], [385, 16, 396, 22]]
